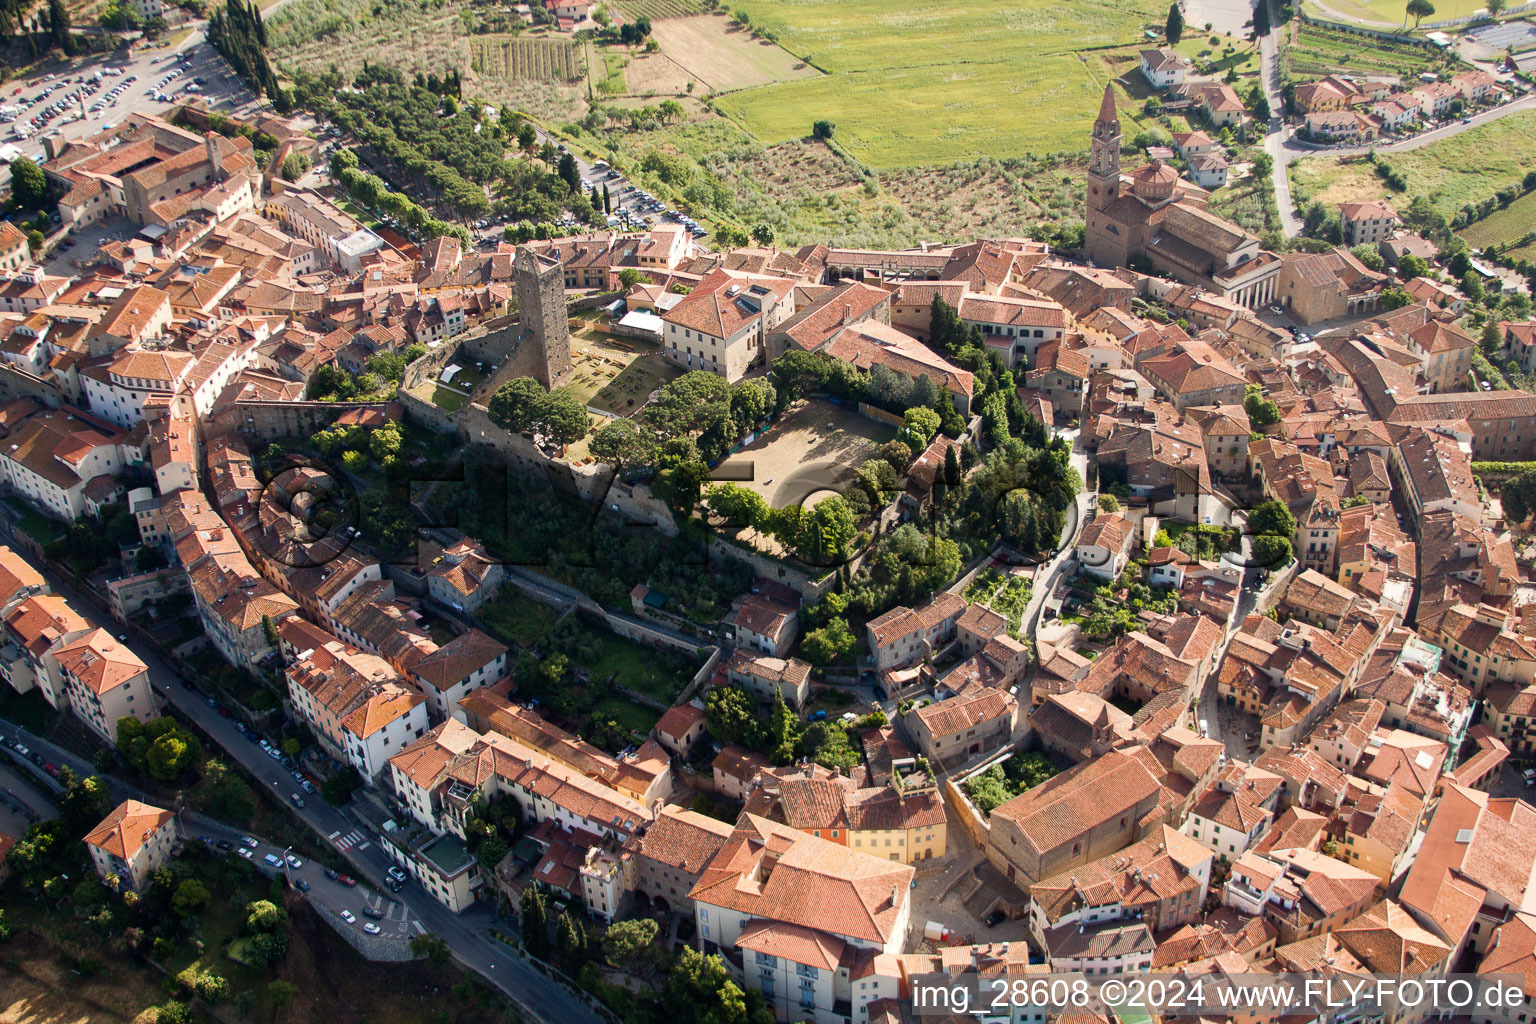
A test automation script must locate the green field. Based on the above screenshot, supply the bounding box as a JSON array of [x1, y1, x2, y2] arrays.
[[1302, 0, 1486, 26], [1175, 32, 1261, 78], [716, 56, 1128, 168], [1460, 189, 1536, 250], [1288, 22, 1447, 77], [711, 0, 1163, 168], [1289, 110, 1536, 217], [478, 590, 563, 647]]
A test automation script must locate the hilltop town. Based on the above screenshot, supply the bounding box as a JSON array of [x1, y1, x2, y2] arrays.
[[4, 0, 1536, 1022]]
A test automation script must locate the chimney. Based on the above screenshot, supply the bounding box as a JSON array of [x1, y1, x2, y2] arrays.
[[843, 304, 852, 325]]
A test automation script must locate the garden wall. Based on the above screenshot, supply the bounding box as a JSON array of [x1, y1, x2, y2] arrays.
[[305, 899, 418, 962], [214, 400, 399, 441]]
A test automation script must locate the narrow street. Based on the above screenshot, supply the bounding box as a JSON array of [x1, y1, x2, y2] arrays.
[[7, 547, 602, 1024]]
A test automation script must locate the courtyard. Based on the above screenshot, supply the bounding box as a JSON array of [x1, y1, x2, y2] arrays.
[[716, 398, 896, 509], [562, 325, 683, 419]]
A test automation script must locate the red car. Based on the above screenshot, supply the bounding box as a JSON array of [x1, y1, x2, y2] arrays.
[[337, 874, 357, 887]]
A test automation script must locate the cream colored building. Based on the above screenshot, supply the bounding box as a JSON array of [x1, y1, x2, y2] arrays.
[[84, 799, 176, 891]]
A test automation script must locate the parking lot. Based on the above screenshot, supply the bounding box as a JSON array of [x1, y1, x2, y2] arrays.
[[2, 35, 256, 186]]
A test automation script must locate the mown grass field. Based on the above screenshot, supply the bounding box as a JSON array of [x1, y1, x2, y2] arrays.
[[715, 55, 1128, 168], [1460, 189, 1536, 249], [1288, 110, 1536, 217], [710, 0, 1162, 169], [1300, 0, 1487, 26]]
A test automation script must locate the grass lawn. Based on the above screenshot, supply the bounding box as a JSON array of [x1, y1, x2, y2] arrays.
[[478, 590, 563, 647], [406, 380, 470, 413], [591, 695, 662, 735], [1288, 110, 1536, 218], [1460, 189, 1536, 250], [1174, 32, 1261, 78], [6, 498, 62, 546], [709, 0, 1162, 169], [579, 626, 690, 702]]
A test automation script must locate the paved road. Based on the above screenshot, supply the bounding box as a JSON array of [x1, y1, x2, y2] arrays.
[[1255, 3, 1302, 238], [10, 550, 602, 1024]]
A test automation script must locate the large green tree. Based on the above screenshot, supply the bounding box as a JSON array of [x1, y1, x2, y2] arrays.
[[9, 158, 48, 210], [1247, 499, 1298, 539]]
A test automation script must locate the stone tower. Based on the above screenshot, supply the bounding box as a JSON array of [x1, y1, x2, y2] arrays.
[[514, 247, 570, 388], [1087, 83, 1121, 215]]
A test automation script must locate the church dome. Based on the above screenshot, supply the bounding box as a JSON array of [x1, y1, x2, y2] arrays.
[[1132, 159, 1178, 200]]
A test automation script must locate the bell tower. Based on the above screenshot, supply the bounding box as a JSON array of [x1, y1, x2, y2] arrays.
[[1088, 83, 1121, 213]]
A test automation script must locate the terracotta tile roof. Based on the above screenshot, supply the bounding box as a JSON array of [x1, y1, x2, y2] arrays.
[[914, 687, 1015, 739], [84, 799, 172, 861], [1030, 825, 1209, 925], [662, 269, 795, 338], [821, 320, 976, 400], [52, 628, 146, 695], [990, 750, 1161, 857], [866, 592, 966, 648], [412, 629, 507, 689], [688, 813, 913, 945], [626, 804, 733, 875]]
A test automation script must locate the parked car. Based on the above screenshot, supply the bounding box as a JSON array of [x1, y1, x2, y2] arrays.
[[215, 839, 233, 851], [337, 874, 357, 887], [263, 853, 283, 868], [324, 867, 339, 880], [12, 741, 28, 756], [240, 835, 258, 848], [290, 792, 305, 808], [340, 910, 356, 924], [362, 906, 383, 919], [285, 854, 303, 868], [237, 847, 254, 859], [387, 866, 407, 882], [984, 909, 1006, 928], [294, 877, 311, 892], [363, 923, 381, 935]]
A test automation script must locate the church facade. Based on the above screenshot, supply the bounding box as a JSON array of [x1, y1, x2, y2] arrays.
[[1084, 86, 1280, 310]]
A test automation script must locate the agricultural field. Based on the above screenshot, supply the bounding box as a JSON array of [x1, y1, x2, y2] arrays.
[[594, 47, 630, 94], [1288, 110, 1536, 217], [648, 15, 819, 93], [606, 116, 1080, 248], [1460, 190, 1536, 250], [706, 0, 1162, 169], [1286, 22, 1448, 77], [715, 55, 1135, 169], [470, 36, 583, 82], [615, 0, 708, 20], [1301, 0, 1487, 26]]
